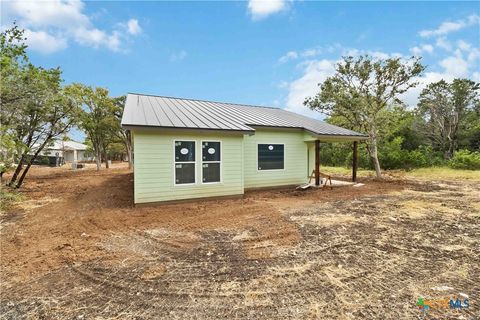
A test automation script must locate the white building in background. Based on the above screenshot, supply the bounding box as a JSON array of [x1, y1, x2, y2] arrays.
[[39, 140, 90, 164]]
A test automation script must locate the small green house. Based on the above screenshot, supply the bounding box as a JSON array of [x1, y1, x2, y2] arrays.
[[121, 93, 367, 204]]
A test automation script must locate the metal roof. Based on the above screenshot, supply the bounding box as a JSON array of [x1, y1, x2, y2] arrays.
[[47, 140, 88, 151], [121, 93, 367, 138]]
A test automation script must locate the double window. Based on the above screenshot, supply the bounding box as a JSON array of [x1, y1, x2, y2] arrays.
[[174, 140, 221, 185], [258, 144, 284, 170]]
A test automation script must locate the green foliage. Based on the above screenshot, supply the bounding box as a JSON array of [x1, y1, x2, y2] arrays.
[[417, 78, 479, 159], [304, 55, 425, 177], [0, 188, 25, 212], [448, 150, 480, 170], [379, 138, 443, 169], [66, 84, 125, 169], [1, 25, 81, 188]]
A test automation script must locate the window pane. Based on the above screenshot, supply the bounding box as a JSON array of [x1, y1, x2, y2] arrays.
[[202, 141, 220, 162], [175, 141, 195, 162], [258, 144, 284, 170], [175, 163, 195, 184], [202, 163, 220, 183]]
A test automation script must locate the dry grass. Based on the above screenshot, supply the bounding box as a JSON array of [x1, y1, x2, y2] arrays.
[[322, 165, 480, 181]]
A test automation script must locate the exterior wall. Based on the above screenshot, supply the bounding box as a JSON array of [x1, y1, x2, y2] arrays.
[[243, 128, 309, 189], [64, 151, 74, 162], [133, 130, 244, 204], [77, 150, 86, 161]]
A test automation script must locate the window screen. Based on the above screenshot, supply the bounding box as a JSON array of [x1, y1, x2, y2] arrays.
[[202, 141, 221, 183], [258, 144, 284, 170], [175, 141, 195, 184], [202, 141, 220, 162], [175, 141, 195, 162]]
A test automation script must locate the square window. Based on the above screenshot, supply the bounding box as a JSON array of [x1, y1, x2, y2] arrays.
[[175, 141, 195, 162], [202, 141, 220, 162], [258, 144, 284, 170], [175, 163, 195, 184], [202, 163, 220, 183]]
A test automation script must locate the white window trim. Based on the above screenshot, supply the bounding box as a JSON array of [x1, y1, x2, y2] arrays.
[[173, 140, 196, 186], [201, 140, 222, 184], [256, 143, 286, 172]]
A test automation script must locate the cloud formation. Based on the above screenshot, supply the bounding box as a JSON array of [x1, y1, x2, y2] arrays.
[[248, 0, 289, 20], [419, 14, 479, 37], [2, 0, 142, 53], [280, 15, 480, 118]]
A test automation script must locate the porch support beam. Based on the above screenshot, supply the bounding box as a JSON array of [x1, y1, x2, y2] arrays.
[[315, 140, 320, 186], [352, 141, 358, 182]]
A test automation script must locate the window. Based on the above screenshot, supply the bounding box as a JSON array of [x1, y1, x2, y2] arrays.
[[174, 141, 195, 184], [202, 141, 221, 183], [258, 144, 284, 170]]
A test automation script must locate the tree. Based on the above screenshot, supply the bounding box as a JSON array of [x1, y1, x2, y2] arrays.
[[68, 85, 118, 171], [304, 55, 425, 178], [1, 26, 80, 188], [112, 95, 133, 169], [417, 79, 479, 159]]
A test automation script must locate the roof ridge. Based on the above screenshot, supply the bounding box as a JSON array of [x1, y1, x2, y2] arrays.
[[127, 92, 281, 110]]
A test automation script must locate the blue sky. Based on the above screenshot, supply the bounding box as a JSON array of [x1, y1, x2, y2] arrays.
[[2, 1, 479, 141]]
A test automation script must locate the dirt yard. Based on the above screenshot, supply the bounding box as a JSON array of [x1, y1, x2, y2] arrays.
[[1, 164, 479, 319]]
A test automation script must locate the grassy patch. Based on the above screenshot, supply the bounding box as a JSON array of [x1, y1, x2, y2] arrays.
[[0, 188, 25, 212], [321, 166, 480, 181], [402, 167, 480, 180]]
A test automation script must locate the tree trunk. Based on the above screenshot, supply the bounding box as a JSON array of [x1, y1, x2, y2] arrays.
[[126, 140, 133, 170], [367, 137, 382, 178], [16, 160, 33, 188], [104, 151, 110, 169], [95, 149, 101, 171], [15, 137, 53, 188], [8, 155, 25, 187]]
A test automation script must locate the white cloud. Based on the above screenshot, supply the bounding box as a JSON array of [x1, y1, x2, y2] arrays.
[[248, 0, 288, 20], [439, 55, 469, 78], [170, 50, 187, 62], [410, 44, 434, 56], [284, 59, 336, 118], [127, 19, 142, 35], [2, 0, 142, 53], [22, 29, 67, 54], [281, 38, 479, 114], [278, 51, 298, 63], [435, 37, 452, 51], [419, 14, 480, 37]]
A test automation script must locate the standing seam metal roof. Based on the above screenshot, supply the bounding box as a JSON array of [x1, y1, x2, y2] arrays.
[[121, 93, 367, 137]]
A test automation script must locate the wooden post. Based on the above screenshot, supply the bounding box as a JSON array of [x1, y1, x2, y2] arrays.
[[352, 141, 358, 182], [315, 140, 320, 186]]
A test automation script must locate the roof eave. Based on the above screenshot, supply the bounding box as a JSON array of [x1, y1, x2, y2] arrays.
[[122, 124, 255, 135]]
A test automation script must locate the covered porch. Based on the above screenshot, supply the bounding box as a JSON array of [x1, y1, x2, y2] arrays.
[[304, 133, 369, 187]]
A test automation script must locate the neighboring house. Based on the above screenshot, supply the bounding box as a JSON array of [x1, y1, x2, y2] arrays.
[[121, 93, 368, 204], [36, 140, 90, 166]]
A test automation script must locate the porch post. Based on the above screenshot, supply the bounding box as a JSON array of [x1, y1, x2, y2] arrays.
[[315, 140, 320, 186], [352, 141, 358, 182]]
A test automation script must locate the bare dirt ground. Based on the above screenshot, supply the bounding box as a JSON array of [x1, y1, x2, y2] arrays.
[[1, 164, 479, 319]]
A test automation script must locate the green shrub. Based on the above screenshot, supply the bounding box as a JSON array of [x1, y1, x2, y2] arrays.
[[448, 150, 480, 170], [0, 188, 25, 211]]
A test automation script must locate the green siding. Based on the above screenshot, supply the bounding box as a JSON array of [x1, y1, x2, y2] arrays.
[[132, 128, 313, 203], [133, 130, 244, 203], [243, 129, 309, 188]]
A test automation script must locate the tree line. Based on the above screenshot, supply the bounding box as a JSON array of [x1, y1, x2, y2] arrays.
[[304, 56, 480, 177], [1, 26, 132, 188]]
